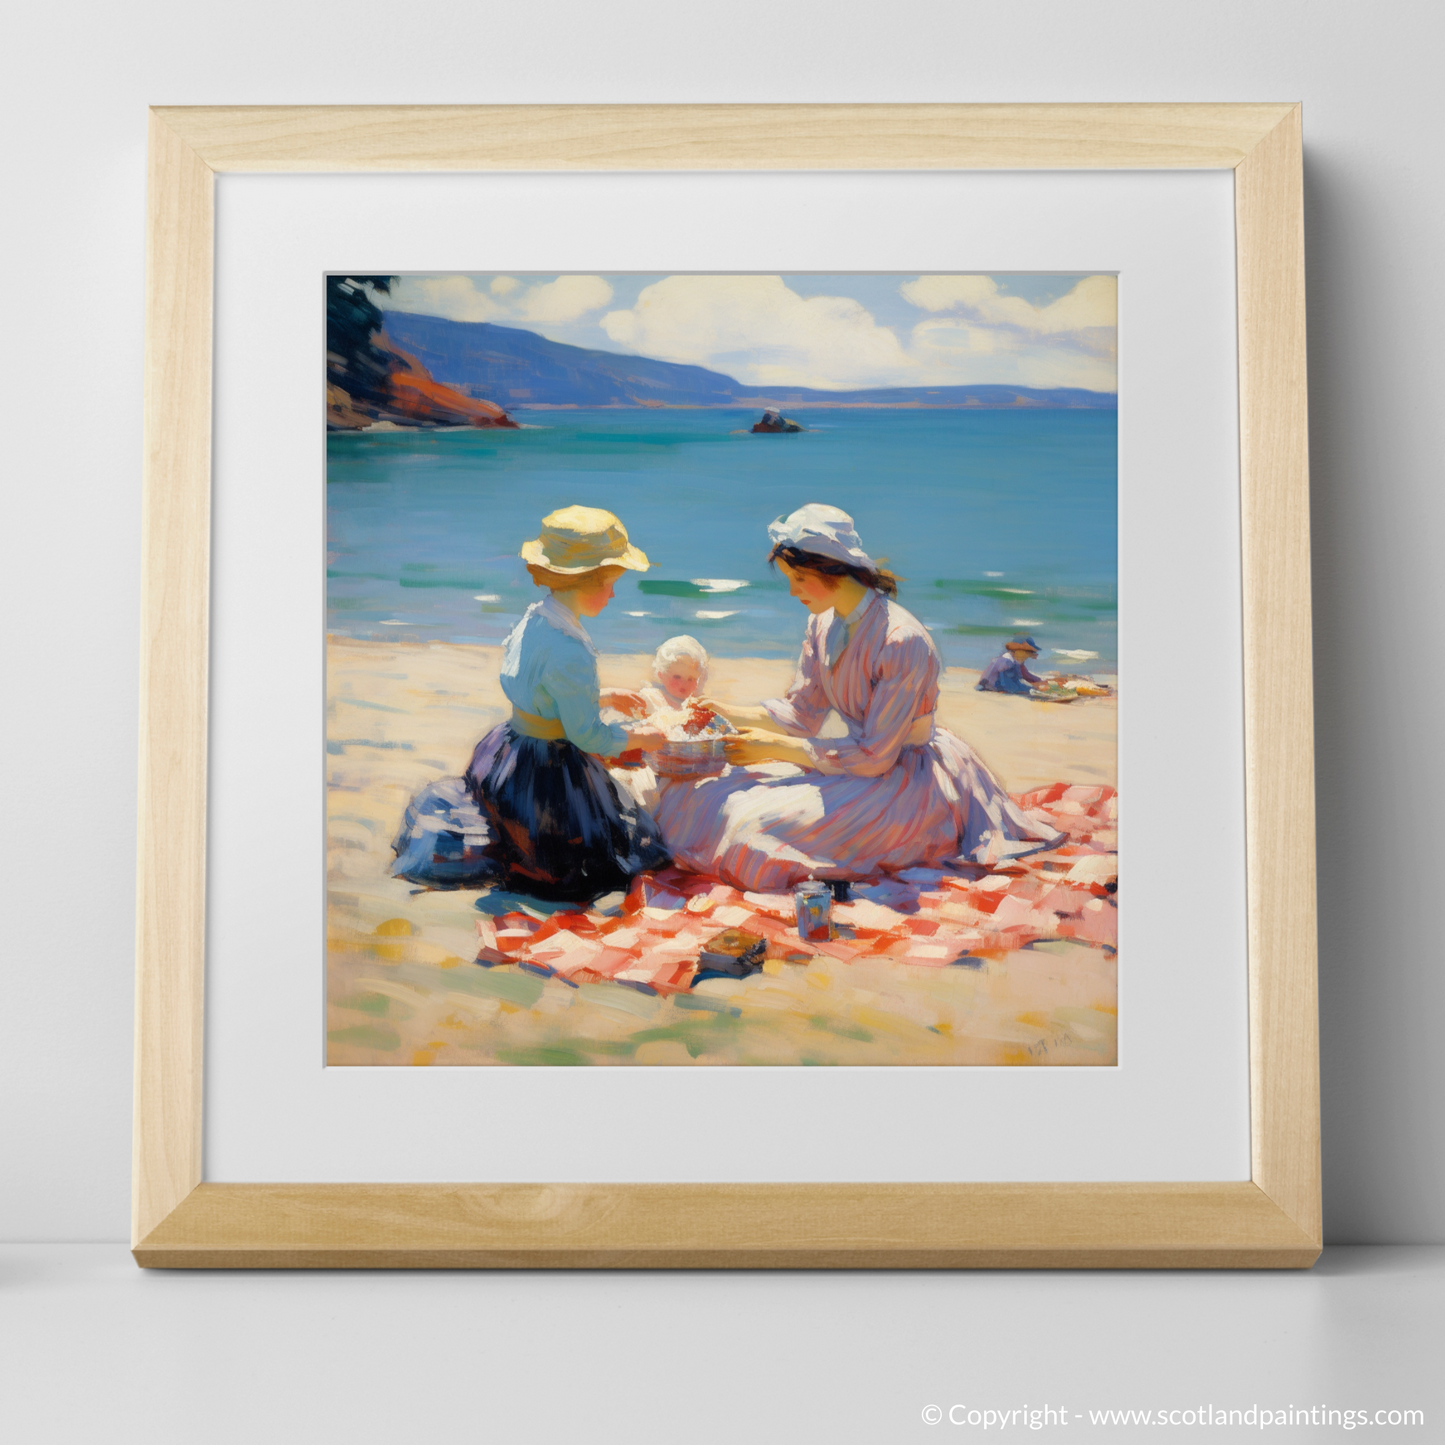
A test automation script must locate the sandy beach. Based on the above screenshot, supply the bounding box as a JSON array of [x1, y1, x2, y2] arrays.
[[327, 637, 1117, 1067]]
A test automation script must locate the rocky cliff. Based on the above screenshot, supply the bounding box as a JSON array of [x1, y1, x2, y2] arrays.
[[327, 334, 518, 431]]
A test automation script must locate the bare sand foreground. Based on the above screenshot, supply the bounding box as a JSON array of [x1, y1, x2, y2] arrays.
[[327, 637, 1117, 1067]]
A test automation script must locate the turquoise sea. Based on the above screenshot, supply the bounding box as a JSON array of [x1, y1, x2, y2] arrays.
[[326, 407, 1117, 673]]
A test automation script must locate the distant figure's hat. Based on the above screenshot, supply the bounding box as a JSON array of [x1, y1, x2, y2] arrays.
[[521, 505, 650, 575], [1007, 634, 1040, 654], [768, 503, 879, 571]]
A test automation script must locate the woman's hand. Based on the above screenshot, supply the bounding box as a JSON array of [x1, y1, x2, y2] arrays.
[[601, 689, 649, 717], [696, 698, 783, 733], [622, 724, 667, 753], [723, 729, 814, 769]]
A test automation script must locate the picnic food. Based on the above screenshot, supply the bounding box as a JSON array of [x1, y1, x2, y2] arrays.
[[696, 927, 768, 978], [682, 701, 720, 734]]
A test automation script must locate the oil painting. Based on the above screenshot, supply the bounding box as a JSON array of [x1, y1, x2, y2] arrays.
[[325, 272, 1118, 1066]]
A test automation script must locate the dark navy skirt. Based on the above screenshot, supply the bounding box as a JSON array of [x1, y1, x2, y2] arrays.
[[390, 724, 668, 902]]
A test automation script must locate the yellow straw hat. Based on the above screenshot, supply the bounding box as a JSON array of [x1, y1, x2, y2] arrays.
[[520, 505, 650, 575]]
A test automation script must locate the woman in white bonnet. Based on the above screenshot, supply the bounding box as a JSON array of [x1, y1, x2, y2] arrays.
[[653, 503, 1063, 891]]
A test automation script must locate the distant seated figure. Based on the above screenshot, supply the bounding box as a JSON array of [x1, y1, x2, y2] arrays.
[[977, 634, 1044, 695]]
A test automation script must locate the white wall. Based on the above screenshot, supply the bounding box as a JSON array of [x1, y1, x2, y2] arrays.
[[2, 0, 1440, 1242]]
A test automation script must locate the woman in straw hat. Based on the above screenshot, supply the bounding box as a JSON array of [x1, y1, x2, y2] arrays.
[[391, 506, 670, 900], [654, 503, 1064, 891]]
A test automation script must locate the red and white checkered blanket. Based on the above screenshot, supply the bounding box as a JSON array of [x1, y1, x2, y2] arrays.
[[475, 784, 1117, 993]]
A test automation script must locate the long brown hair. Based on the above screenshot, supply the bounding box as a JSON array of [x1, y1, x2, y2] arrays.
[[768, 544, 899, 598]]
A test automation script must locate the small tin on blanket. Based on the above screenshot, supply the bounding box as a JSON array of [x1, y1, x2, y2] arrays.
[[794, 879, 834, 941], [696, 927, 767, 978]]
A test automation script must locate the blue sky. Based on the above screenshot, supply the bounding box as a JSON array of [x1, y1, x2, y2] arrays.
[[377, 272, 1117, 393]]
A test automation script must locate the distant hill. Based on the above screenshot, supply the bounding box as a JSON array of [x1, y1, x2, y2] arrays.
[[378, 312, 1117, 410]]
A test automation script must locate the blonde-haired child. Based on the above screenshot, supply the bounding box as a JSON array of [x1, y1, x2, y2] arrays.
[[640, 634, 709, 714]]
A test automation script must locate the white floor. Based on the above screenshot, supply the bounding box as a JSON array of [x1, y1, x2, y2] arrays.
[[2, 1246, 1439, 1442]]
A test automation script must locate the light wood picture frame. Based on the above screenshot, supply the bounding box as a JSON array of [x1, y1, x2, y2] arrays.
[[135, 103, 1318, 1268]]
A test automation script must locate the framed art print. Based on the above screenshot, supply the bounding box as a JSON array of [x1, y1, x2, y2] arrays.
[[323, 265, 1121, 1070], [135, 105, 1319, 1267]]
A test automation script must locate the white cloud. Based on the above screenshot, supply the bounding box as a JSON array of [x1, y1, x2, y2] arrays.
[[515, 275, 614, 323], [901, 274, 1117, 333], [381, 274, 613, 328], [600, 275, 914, 389], [909, 316, 1117, 391], [899, 275, 1117, 390], [378, 272, 1117, 394], [385, 275, 502, 323]]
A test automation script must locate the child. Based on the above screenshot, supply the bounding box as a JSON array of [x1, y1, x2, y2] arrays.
[[608, 636, 718, 812], [640, 635, 709, 714], [391, 506, 670, 900], [976, 633, 1044, 696]]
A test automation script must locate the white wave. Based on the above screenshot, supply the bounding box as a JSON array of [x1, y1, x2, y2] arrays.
[[691, 578, 749, 593], [473, 594, 500, 603], [1011, 619, 1043, 627], [624, 610, 652, 617], [984, 571, 1004, 578], [379, 619, 415, 626], [695, 609, 740, 620], [1053, 649, 1100, 661]]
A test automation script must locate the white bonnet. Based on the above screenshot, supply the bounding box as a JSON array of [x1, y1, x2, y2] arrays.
[[767, 503, 879, 571], [652, 634, 709, 676]]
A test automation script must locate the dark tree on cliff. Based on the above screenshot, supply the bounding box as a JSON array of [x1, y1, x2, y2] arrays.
[[326, 275, 396, 406]]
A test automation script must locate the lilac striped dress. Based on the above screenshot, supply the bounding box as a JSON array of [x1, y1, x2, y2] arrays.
[[654, 591, 1064, 891]]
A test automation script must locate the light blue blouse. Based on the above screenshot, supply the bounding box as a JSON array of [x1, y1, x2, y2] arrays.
[[498, 595, 629, 757]]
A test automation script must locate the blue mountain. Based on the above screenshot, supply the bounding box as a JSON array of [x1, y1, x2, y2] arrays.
[[379, 311, 1116, 410]]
